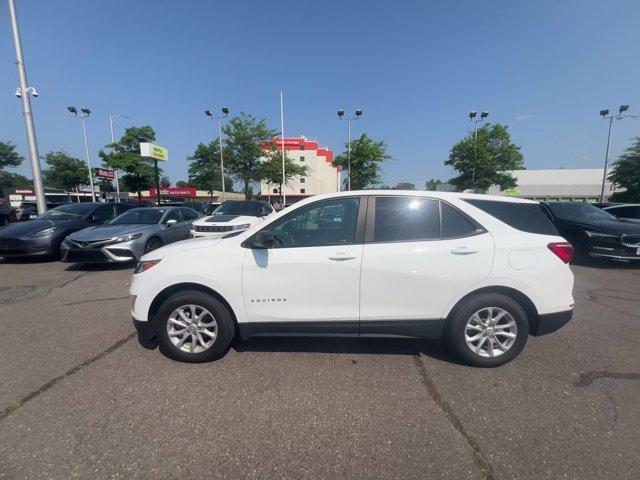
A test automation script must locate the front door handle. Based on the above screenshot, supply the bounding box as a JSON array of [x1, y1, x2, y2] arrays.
[[329, 252, 356, 261], [451, 247, 478, 255]]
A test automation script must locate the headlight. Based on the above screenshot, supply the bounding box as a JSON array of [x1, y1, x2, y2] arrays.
[[31, 227, 56, 237], [584, 230, 618, 238], [134, 259, 161, 274], [232, 223, 251, 231], [112, 233, 143, 243]]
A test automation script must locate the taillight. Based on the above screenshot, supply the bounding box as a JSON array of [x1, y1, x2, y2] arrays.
[[547, 242, 574, 264]]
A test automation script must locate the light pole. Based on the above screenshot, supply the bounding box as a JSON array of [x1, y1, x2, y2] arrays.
[[67, 106, 96, 202], [337, 108, 363, 191], [469, 111, 489, 192], [8, 0, 46, 214], [108, 114, 129, 202], [205, 107, 229, 202], [599, 105, 633, 203]]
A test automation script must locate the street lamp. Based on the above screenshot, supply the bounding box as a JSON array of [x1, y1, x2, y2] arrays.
[[599, 104, 632, 203], [108, 114, 129, 202], [204, 107, 229, 201], [337, 108, 363, 191], [8, 0, 47, 215], [469, 110, 490, 193], [68, 106, 97, 202]]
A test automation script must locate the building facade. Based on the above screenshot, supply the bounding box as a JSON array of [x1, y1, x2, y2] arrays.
[[487, 168, 623, 202], [260, 137, 340, 204]]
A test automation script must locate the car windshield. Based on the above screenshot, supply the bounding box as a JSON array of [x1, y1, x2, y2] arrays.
[[212, 201, 261, 217], [109, 208, 165, 225], [37, 203, 95, 221], [548, 202, 617, 221]]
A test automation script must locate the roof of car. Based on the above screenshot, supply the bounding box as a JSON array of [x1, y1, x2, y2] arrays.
[[306, 190, 539, 204]]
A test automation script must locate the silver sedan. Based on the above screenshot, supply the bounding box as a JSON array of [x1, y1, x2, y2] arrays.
[[61, 206, 202, 264]]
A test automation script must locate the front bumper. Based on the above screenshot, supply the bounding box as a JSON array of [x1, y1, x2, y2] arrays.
[[133, 317, 157, 341], [190, 229, 229, 239], [585, 237, 640, 261], [0, 236, 54, 257], [531, 308, 573, 336], [61, 239, 142, 263]]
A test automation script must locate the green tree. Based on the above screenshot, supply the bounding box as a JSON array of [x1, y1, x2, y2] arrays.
[[425, 178, 442, 190], [259, 144, 309, 202], [609, 136, 640, 202], [186, 140, 233, 199], [445, 123, 523, 191], [223, 113, 278, 197], [0, 141, 25, 196], [394, 182, 416, 190], [42, 151, 89, 199], [98, 126, 163, 201], [332, 133, 391, 190], [160, 176, 171, 188], [176, 180, 190, 188]]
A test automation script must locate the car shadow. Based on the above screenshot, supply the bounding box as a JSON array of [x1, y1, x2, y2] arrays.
[[0, 256, 59, 264], [65, 262, 135, 272]]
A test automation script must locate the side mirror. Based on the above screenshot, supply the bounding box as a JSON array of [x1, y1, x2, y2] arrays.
[[165, 219, 177, 227], [242, 230, 275, 249]]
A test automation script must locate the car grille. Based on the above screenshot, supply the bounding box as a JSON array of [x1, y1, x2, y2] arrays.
[[69, 239, 111, 249], [621, 234, 640, 247], [0, 238, 22, 252], [194, 225, 235, 233], [66, 250, 108, 262]]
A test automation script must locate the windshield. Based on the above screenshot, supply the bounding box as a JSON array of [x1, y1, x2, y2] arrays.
[[212, 201, 261, 217], [109, 208, 165, 225], [37, 203, 95, 221], [548, 202, 617, 221]]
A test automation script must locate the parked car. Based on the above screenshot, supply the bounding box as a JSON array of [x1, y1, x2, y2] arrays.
[[131, 191, 575, 367], [190, 200, 276, 238], [61, 206, 202, 264], [17, 202, 65, 221], [0, 204, 17, 226], [0, 202, 136, 259], [541, 201, 640, 261], [602, 204, 640, 224], [161, 202, 206, 214]]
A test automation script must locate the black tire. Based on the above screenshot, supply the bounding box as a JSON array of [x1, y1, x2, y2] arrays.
[[144, 236, 163, 253], [447, 293, 529, 368], [156, 290, 235, 362]]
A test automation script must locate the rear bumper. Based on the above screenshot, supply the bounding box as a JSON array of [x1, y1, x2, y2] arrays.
[[531, 309, 573, 336]]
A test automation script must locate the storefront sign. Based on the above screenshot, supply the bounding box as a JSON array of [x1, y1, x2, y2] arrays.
[[149, 187, 196, 197]]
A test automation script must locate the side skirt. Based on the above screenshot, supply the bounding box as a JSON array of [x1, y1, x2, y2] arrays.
[[237, 319, 445, 341]]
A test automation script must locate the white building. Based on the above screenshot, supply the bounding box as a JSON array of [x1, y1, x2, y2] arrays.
[[260, 137, 340, 203], [487, 168, 623, 202]]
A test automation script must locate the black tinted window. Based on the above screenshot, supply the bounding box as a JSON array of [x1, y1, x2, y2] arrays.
[[163, 209, 182, 223], [608, 206, 639, 218], [465, 199, 558, 235], [180, 208, 199, 221], [270, 198, 360, 248], [441, 202, 478, 238], [92, 205, 117, 222], [373, 197, 439, 242]]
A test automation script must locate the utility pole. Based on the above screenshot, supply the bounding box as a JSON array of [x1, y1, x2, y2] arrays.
[[337, 109, 363, 191], [68, 107, 96, 202], [280, 91, 286, 205], [468, 111, 489, 193], [204, 107, 229, 202], [599, 105, 631, 203], [8, 0, 46, 214], [108, 114, 128, 202]]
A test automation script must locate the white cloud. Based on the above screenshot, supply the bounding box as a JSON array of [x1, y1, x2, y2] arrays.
[[516, 114, 532, 121]]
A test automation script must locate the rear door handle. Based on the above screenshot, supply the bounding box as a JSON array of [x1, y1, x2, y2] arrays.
[[329, 252, 356, 261], [451, 247, 478, 255]]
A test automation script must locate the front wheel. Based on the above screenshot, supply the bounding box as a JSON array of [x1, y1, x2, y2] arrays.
[[144, 236, 163, 253], [448, 293, 529, 367], [156, 290, 235, 362]]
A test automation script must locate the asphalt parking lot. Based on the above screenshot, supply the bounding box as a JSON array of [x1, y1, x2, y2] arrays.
[[0, 260, 638, 479]]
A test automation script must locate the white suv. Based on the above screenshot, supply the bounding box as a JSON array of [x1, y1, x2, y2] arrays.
[[190, 200, 275, 238], [130, 191, 574, 367]]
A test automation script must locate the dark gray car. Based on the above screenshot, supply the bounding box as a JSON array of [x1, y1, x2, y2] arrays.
[[61, 206, 202, 264], [0, 203, 135, 259]]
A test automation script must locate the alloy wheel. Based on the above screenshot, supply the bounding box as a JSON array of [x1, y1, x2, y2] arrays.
[[464, 307, 518, 358], [167, 304, 218, 354]]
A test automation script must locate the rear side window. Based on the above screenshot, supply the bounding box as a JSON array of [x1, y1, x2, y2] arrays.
[[441, 202, 478, 238], [465, 199, 558, 235], [373, 197, 439, 242]]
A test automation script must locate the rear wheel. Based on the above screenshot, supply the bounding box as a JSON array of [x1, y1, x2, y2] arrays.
[[156, 290, 235, 362], [448, 293, 529, 367]]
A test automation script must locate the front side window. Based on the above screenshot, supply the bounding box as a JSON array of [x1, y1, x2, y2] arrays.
[[373, 196, 439, 242], [91, 204, 117, 222], [163, 209, 183, 223], [270, 198, 360, 248], [180, 208, 199, 221]]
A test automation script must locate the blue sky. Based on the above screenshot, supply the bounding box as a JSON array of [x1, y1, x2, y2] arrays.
[[1, 0, 639, 188]]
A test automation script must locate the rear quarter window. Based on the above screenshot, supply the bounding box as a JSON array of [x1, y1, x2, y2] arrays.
[[464, 199, 558, 235]]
